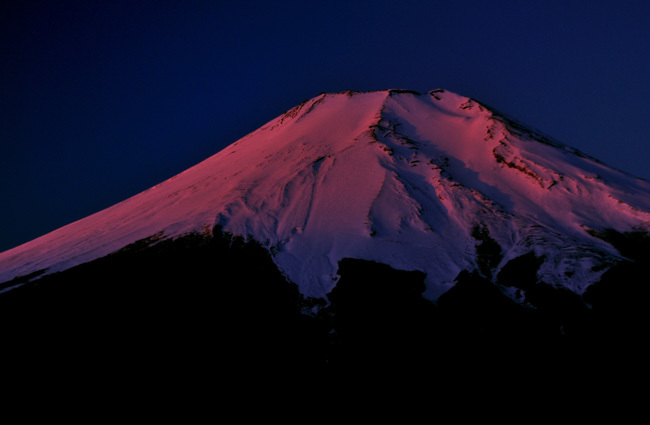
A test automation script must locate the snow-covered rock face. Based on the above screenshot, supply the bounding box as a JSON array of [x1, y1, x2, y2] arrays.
[[2, 89, 649, 300]]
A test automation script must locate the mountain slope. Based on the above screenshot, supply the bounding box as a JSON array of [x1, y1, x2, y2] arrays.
[[1, 89, 650, 302]]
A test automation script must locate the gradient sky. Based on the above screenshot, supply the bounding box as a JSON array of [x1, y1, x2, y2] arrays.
[[1, 0, 649, 252]]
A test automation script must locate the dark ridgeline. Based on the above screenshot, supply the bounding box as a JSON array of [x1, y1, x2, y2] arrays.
[[1, 225, 647, 392], [0, 227, 327, 380]]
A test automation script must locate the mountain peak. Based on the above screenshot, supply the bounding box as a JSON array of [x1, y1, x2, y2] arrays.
[[2, 88, 650, 301]]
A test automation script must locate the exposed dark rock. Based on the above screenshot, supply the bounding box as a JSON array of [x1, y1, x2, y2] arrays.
[[471, 225, 503, 278], [496, 251, 544, 290]]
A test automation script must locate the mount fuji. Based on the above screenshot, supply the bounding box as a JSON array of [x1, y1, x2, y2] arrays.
[[2, 89, 649, 378]]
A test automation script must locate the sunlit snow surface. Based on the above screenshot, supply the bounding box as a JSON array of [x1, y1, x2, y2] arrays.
[[2, 89, 650, 299]]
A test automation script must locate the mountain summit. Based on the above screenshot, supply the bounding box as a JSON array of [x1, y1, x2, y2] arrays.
[[1, 89, 650, 300], [3, 89, 650, 381]]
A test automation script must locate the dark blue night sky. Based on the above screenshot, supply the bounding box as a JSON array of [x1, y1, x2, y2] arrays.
[[2, 0, 650, 252]]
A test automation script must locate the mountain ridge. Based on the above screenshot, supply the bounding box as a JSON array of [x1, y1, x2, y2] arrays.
[[2, 88, 649, 302]]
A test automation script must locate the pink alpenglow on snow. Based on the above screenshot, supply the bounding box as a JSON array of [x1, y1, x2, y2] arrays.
[[1, 89, 649, 300]]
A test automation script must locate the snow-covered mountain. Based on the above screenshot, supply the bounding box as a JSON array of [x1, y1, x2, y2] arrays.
[[2, 88, 650, 300]]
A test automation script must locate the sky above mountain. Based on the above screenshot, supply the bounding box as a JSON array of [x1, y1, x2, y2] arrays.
[[1, 0, 650, 252]]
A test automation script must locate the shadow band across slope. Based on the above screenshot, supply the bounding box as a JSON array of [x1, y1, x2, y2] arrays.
[[0, 226, 647, 387]]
